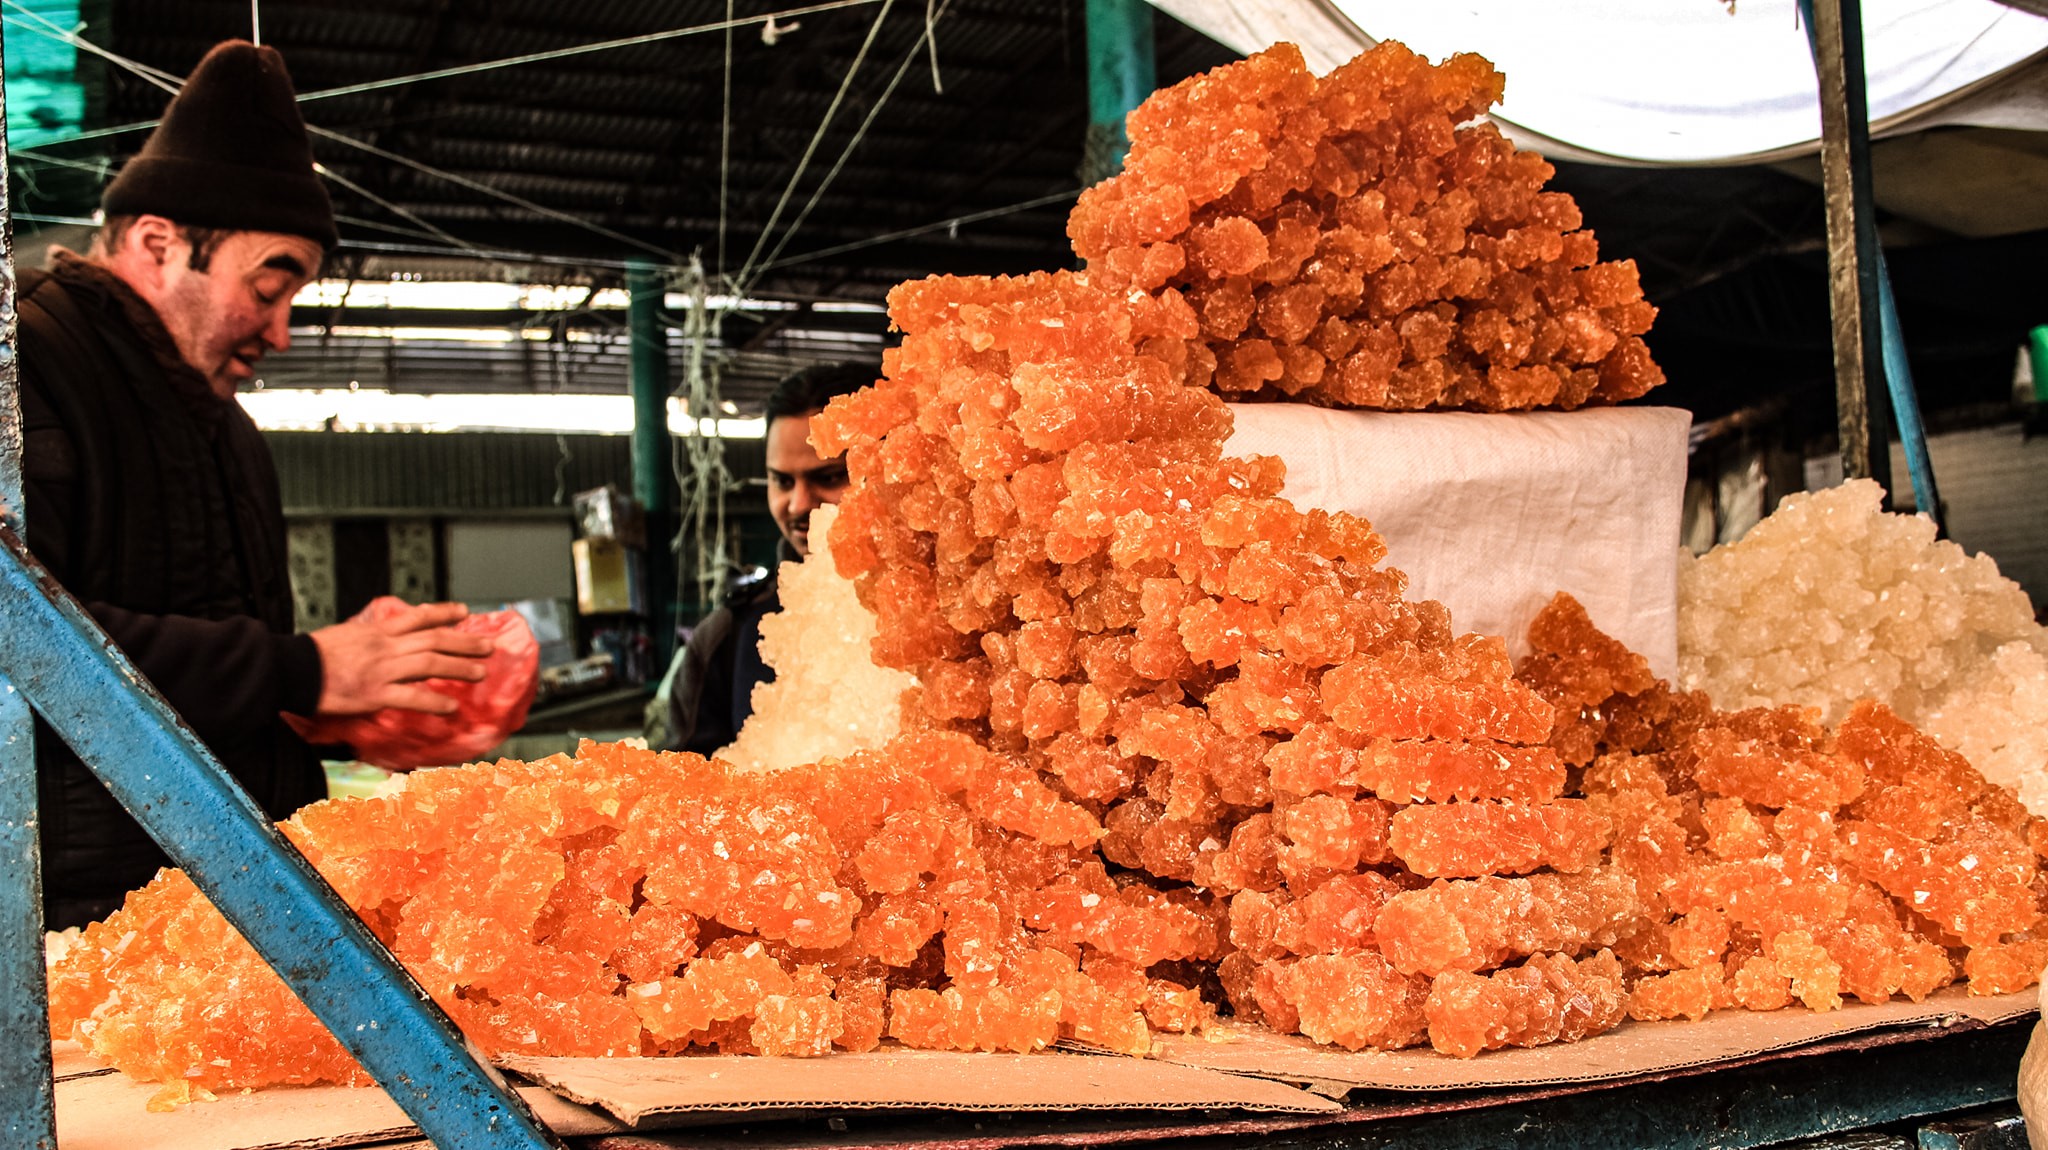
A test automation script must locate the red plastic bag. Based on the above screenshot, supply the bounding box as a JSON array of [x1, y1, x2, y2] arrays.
[[287, 598, 541, 770]]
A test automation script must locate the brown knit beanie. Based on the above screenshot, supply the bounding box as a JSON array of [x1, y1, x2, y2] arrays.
[[101, 40, 338, 249]]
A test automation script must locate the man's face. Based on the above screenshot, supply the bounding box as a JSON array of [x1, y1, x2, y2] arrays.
[[765, 408, 849, 559], [150, 228, 322, 399]]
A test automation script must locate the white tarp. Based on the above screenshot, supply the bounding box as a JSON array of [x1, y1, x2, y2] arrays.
[[1148, 0, 2048, 166]]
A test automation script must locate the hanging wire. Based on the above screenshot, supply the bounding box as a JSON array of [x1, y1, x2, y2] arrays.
[[669, 257, 738, 616], [250, 0, 261, 46], [294, 0, 881, 105], [731, 0, 899, 289], [312, 162, 485, 254], [9, 0, 1063, 329], [2, 4, 177, 92], [759, 187, 1081, 272], [0, 10, 690, 266], [3, 0, 886, 151], [304, 126, 685, 263], [329, 215, 462, 244], [9, 149, 113, 179], [742, 0, 955, 291]]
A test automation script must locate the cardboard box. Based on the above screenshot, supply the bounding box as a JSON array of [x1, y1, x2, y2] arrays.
[[573, 484, 646, 549], [571, 537, 644, 615]]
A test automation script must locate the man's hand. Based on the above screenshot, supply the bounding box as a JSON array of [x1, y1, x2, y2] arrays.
[[310, 601, 494, 716]]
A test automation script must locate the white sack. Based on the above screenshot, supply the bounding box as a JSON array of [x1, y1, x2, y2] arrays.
[[1224, 404, 1691, 680]]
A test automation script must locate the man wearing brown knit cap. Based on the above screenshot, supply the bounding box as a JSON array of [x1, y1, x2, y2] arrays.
[[17, 41, 492, 928]]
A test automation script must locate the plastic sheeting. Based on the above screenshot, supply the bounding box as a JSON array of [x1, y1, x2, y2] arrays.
[[1147, 0, 2048, 165]]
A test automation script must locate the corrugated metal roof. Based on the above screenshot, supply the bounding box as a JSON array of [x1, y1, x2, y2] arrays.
[[12, 0, 1235, 304]]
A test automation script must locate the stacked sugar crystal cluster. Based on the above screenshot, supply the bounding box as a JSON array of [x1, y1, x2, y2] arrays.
[[1526, 595, 2048, 1024], [45, 42, 2048, 1093], [810, 258, 1650, 1057], [1070, 42, 1663, 409], [49, 735, 1220, 1100], [1679, 479, 2048, 812]]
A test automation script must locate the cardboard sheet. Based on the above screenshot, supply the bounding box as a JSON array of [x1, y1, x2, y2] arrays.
[[52, 1067, 626, 1150], [497, 1049, 1341, 1125], [49, 1047, 1333, 1149], [1150, 984, 2037, 1094], [52, 1039, 112, 1081], [1224, 403, 1692, 679]]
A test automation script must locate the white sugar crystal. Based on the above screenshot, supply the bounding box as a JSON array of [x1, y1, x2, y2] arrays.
[[1678, 479, 2048, 811], [718, 504, 918, 773]]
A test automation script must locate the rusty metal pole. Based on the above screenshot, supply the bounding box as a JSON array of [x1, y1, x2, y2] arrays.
[[1807, 0, 1894, 496]]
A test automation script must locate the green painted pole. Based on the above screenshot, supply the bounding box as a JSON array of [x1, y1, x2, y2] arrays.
[[2028, 325, 2048, 405], [1082, 0, 1156, 186], [626, 262, 677, 669]]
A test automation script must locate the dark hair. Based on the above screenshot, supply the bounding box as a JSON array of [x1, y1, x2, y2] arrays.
[[765, 362, 877, 432], [94, 214, 230, 272]]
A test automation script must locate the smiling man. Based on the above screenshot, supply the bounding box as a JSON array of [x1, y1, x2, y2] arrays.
[[16, 41, 494, 928], [655, 362, 870, 756]]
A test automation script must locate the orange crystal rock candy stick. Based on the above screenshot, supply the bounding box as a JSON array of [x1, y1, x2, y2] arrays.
[[1426, 949, 1627, 1057]]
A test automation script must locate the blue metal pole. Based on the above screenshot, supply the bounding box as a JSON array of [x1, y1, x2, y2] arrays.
[[1873, 253, 1940, 519], [0, 528, 563, 1150], [0, 43, 60, 1148]]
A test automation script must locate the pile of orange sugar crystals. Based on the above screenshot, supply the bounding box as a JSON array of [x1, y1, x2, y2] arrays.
[[49, 736, 1225, 1097], [45, 40, 2048, 1098], [1070, 41, 1662, 410]]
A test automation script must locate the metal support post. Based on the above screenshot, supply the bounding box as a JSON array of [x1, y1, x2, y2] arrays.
[[628, 260, 678, 668], [1801, 0, 1946, 523], [0, 545, 568, 1150], [2027, 326, 2048, 405], [1082, 0, 1156, 186], [0, 45, 60, 1147]]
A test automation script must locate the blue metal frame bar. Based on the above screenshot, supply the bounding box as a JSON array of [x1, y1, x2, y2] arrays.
[[0, 46, 60, 1145], [1797, 0, 1942, 525], [1873, 254, 1941, 521], [0, 527, 565, 1148]]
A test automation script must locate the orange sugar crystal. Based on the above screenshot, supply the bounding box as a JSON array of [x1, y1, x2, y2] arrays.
[[750, 994, 845, 1058], [1728, 955, 1795, 1012], [1690, 715, 1865, 812], [1323, 653, 1554, 743], [1349, 738, 1567, 804], [1374, 869, 1643, 976], [1625, 966, 1721, 1022], [1963, 938, 2048, 997], [1387, 798, 1609, 877], [1768, 931, 1845, 1012], [1837, 815, 2039, 947], [1271, 871, 1405, 955], [1272, 951, 1431, 1050], [1518, 592, 1659, 713], [1425, 949, 1627, 1057], [1276, 792, 1394, 872], [887, 985, 1063, 1053]]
